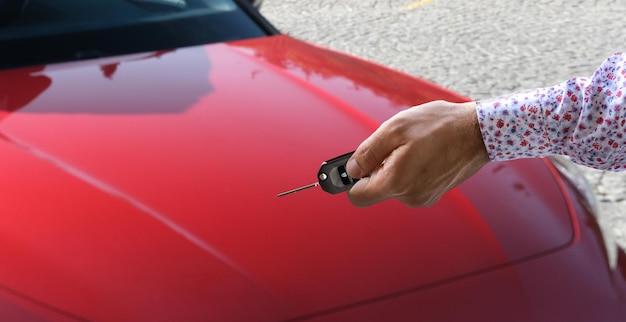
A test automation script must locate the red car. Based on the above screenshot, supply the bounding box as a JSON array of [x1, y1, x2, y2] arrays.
[[1, 0, 625, 321]]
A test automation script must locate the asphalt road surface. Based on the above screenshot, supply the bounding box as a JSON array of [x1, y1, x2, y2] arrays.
[[260, 0, 626, 247]]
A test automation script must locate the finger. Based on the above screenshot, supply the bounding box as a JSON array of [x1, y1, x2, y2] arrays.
[[347, 177, 388, 207], [346, 122, 400, 178]]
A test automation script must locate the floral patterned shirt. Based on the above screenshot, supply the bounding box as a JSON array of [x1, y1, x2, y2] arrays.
[[476, 53, 626, 171]]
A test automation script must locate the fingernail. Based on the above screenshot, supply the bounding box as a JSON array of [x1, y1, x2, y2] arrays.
[[346, 158, 362, 178]]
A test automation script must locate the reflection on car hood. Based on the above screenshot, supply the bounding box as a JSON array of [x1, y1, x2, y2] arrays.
[[0, 35, 574, 321]]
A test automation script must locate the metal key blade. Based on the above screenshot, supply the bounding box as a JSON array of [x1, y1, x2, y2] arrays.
[[276, 182, 319, 197]]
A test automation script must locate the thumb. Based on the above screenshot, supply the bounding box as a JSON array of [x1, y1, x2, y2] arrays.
[[346, 126, 398, 178]]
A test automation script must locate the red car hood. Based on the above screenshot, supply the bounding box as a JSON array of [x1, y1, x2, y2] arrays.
[[0, 35, 575, 321]]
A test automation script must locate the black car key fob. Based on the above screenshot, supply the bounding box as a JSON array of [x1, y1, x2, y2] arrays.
[[276, 151, 359, 197], [317, 151, 359, 194]]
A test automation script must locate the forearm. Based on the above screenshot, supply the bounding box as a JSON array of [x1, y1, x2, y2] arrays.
[[476, 53, 626, 171]]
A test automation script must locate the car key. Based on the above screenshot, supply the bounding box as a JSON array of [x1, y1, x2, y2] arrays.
[[276, 151, 359, 197]]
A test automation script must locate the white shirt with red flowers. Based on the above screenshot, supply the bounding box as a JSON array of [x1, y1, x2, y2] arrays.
[[476, 53, 626, 171]]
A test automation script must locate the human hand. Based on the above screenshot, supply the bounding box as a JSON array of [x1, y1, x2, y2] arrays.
[[346, 101, 490, 207]]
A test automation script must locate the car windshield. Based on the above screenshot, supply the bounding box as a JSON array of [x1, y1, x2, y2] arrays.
[[0, 0, 268, 69]]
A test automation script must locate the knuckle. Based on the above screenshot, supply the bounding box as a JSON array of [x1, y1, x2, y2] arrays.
[[396, 185, 440, 208], [385, 113, 410, 134], [387, 182, 408, 198], [422, 194, 443, 208], [361, 146, 378, 167], [356, 144, 383, 173], [400, 196, 428, 208]]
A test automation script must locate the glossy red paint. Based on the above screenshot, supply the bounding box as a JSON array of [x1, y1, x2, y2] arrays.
[[0, 35, 624, 321]]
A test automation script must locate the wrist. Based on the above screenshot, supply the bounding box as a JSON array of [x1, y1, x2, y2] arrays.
[[459, 101, 491, 167]]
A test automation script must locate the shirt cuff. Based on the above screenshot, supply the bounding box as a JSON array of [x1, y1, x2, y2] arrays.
[[476, 88, 555, 162]]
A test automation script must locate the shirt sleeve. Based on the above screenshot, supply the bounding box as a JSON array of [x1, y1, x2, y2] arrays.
[[476, 52, 626, 171]]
